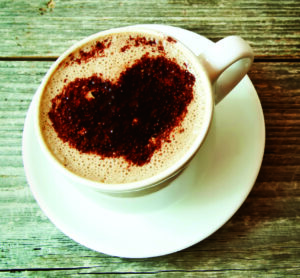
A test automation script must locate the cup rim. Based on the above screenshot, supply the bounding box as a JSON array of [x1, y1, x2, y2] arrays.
[[34, 25, 214, 193]]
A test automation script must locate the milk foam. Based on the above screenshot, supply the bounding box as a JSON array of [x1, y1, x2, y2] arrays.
[[39, 31, 210, 184]]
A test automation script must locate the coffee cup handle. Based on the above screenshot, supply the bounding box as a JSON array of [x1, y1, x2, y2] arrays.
[[199, 36, 254, 104]]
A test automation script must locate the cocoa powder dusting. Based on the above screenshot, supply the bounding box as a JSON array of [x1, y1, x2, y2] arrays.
[[71, 39, 112, 65], [49, 54, 195, 166]]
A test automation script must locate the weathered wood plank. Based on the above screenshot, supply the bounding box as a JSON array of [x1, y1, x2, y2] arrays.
[[1, 194, 299, 276], [248, 62, 300, 184], [0, 60, 299, 276], [0, 0, 299, 58]]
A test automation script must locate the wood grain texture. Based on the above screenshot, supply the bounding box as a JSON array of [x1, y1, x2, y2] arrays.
[[0, 60, 299, 276], [249, 62, 300, 183], [0, 0, 299, 58]]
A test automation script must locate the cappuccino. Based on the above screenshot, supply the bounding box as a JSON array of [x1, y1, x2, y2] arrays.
[[38, 29, 211, 184]]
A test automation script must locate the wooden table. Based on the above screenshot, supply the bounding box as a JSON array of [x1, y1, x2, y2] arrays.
[[1, 0, 299, 276]]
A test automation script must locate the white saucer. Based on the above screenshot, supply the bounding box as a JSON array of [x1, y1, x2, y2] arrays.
[[22, 25, 265, 258]]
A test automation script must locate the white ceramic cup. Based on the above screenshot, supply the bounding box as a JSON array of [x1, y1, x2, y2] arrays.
[[34, 25, 253, 196]]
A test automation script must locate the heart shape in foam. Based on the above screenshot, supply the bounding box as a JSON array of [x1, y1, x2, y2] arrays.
[[49, 54, 195, 166]]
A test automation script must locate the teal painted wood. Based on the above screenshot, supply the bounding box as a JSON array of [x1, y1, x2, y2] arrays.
[[0, 0, 299, 58]]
